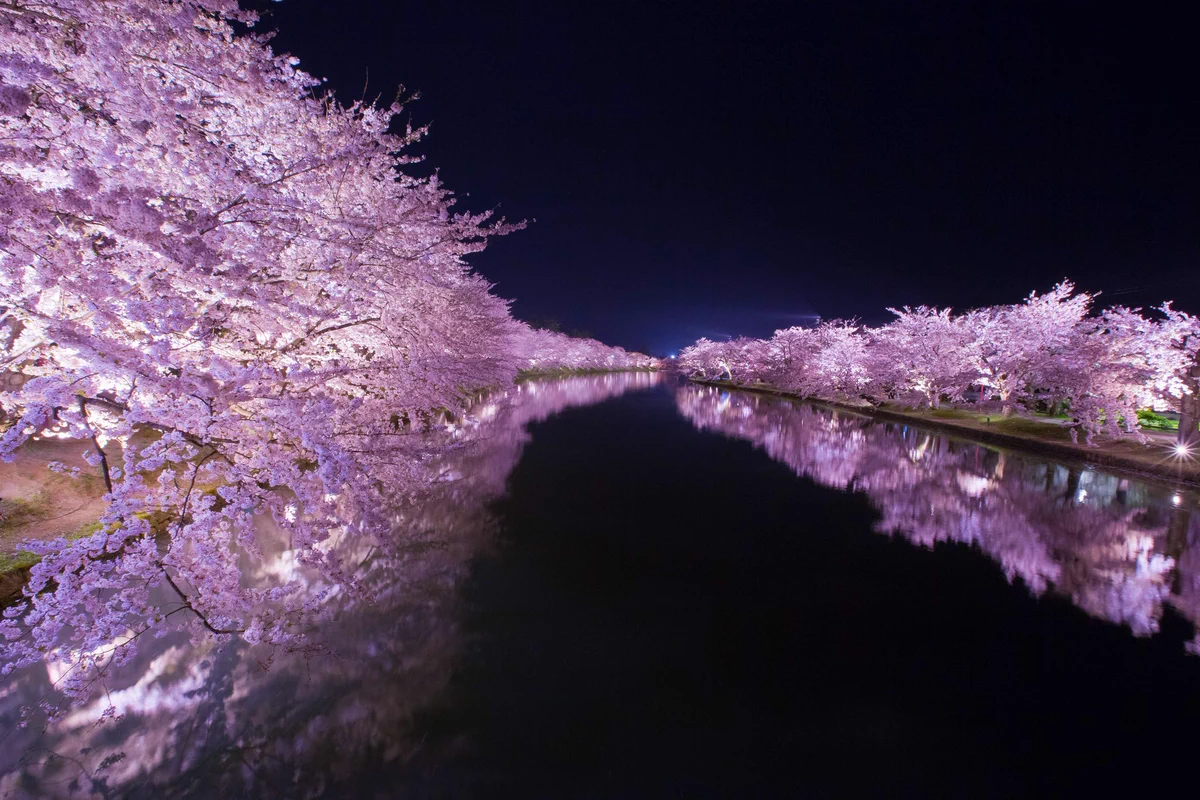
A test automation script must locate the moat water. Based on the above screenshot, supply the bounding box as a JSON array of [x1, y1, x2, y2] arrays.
[[3, 374, 1199, 797]]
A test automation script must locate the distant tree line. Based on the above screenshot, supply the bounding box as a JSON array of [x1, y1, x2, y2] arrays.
[[678, 282, 1200, 446]]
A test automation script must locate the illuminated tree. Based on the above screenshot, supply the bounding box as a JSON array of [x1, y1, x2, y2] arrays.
[[679, 280, 1198, 445], [964, 281, 1094, 417], [678, 338, 736, 380], [0, 0, 535, 703], [871, 306, 976, 408], [515, 326, 654, 373], [1157, 304, 1200, 450]]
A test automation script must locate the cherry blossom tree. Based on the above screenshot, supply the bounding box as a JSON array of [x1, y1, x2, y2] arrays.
[[871, 306, 976, 408], [808, 320, 872, 401], [514, 326, 655, 374], [762, 326, 818, 390], [964, 281, 1094, 417], [0, 0, 654, 714], [1157, 304, 1200, 449], [1055, 306, 1165, 442], [0, 0, 553, 711], [679, 280, 1198, 446], [678, 338, 733, 380]]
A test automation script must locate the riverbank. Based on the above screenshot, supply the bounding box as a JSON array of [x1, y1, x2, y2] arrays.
[[0, 435, 110, 604], [691, 378, 1200, 486]]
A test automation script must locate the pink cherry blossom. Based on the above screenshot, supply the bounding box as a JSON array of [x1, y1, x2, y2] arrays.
[[0, 0, 650, 711], [679, 281, 1200, 445]]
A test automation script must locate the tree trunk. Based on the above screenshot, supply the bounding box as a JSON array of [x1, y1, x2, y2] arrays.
[[999, 385, 1015, 417], [1179, 363, 1200, 448]]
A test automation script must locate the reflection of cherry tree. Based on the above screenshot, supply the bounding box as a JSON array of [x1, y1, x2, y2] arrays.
[[1, 372, 659, 796], [675, 385, 1195, 636]]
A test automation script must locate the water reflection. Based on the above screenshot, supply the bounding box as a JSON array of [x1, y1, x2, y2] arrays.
[[675, 384, 1200, 642], [0, 372, 659, 798]]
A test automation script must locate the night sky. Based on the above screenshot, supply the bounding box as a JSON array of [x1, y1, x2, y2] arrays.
[[245, 1, 1200, 355]]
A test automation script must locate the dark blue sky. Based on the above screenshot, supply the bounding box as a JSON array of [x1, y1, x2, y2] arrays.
[[246, 0, 1200, 355]]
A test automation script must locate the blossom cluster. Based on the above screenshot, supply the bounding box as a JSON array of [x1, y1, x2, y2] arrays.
[[678, 282, 1200, 444], [0, 0, 646, 709], [514, 327, 656, 374]]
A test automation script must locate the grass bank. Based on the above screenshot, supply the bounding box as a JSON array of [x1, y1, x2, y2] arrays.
[[0, 432, 159, 603], [0, 520, 104, 606], [691, 379, 1200, 486]]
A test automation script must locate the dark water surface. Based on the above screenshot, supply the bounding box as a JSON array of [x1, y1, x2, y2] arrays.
[[4, 375, 1200, 797]]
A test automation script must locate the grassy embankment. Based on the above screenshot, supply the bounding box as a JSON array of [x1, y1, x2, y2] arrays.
[[0, 466, 109, 604], [0, 431, 193, 604], [692, 379, 1200, 486]]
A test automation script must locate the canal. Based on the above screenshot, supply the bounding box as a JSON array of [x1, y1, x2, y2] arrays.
[[3, 374, 1199, 797]]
